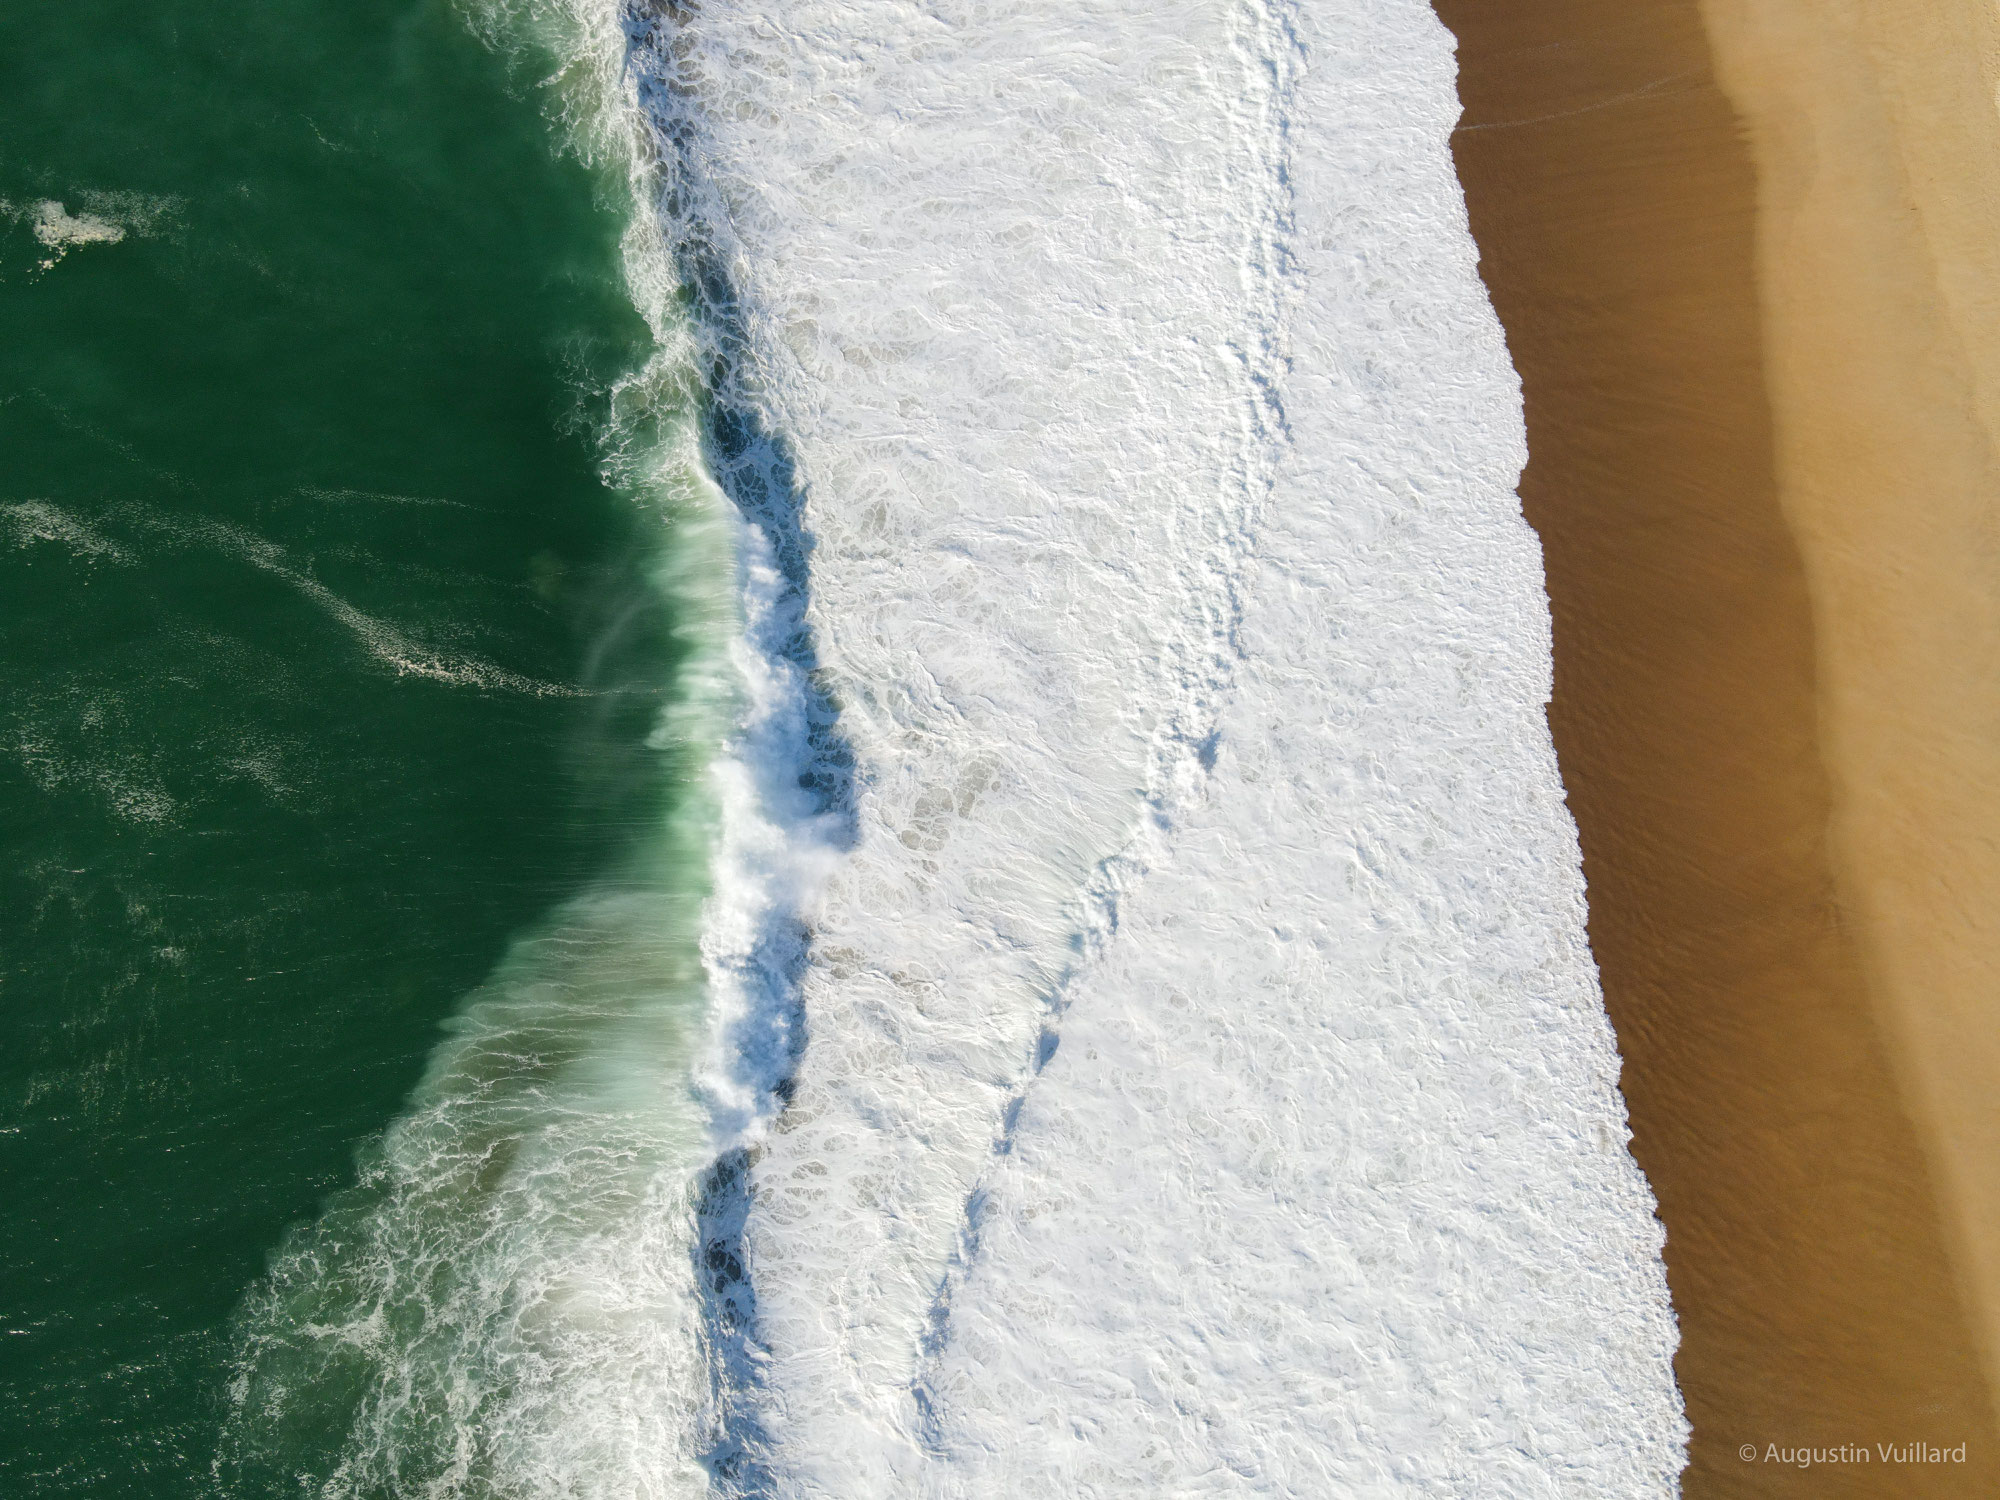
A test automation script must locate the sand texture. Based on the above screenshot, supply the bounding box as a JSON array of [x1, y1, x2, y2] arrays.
[[1434, 0, 2000, 1492], [1701, 0, 2000, 1402]]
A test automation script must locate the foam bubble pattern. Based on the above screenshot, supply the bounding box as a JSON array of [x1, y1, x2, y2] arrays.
[[627, 0, 1689, 1492]]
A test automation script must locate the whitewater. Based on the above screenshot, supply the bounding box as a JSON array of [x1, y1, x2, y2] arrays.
[[223, 0, 1688, 1494]]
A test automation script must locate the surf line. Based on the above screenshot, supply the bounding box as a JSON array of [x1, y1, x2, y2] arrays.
[[206, 4, 855, 1487], [619, 3, 860, 1475]]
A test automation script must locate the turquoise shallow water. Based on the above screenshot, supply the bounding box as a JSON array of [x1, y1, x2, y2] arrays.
[[0, 2, 692, 1491]]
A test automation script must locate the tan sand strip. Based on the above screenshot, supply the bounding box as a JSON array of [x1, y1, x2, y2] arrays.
[[1432, 0, 2000, 1492]]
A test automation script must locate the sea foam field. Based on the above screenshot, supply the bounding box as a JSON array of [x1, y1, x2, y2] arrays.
[[9, 0, 1685, 1493]]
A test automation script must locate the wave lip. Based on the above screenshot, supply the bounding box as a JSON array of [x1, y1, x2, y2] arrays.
[[214, 6, 766, 1489]]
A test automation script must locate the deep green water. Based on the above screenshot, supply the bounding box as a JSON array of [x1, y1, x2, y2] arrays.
[[0, 2, 687, 1491]]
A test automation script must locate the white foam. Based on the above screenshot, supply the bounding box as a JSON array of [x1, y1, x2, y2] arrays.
[[29, 200, 124, 250], [2, 498, 134, 564], [222, 885, 717, 1497], [1, 191, 177, 273], [632, 0, 1687, 1491], [141, 507, 593, 696], [218, 401, 746, 1493]]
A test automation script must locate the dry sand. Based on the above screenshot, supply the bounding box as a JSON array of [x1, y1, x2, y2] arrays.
[[1433, 0, 2000, 1492]]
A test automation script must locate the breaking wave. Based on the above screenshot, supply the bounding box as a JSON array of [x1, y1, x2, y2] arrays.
[[221, 0, 1688, 1494]]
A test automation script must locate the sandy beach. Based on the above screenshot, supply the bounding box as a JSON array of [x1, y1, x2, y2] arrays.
[[1434, 0, 2000, 1491]]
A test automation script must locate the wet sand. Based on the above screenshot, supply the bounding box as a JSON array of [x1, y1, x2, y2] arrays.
[[1432, 0, 2000, 1492]]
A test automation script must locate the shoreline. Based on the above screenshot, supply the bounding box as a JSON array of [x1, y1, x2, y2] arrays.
[[1433, 0, 2000, 1491]]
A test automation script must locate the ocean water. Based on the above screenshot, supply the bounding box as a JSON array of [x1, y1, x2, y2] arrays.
[[0, 1, 717, 1492], [3, 0, 1687, 1495]]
